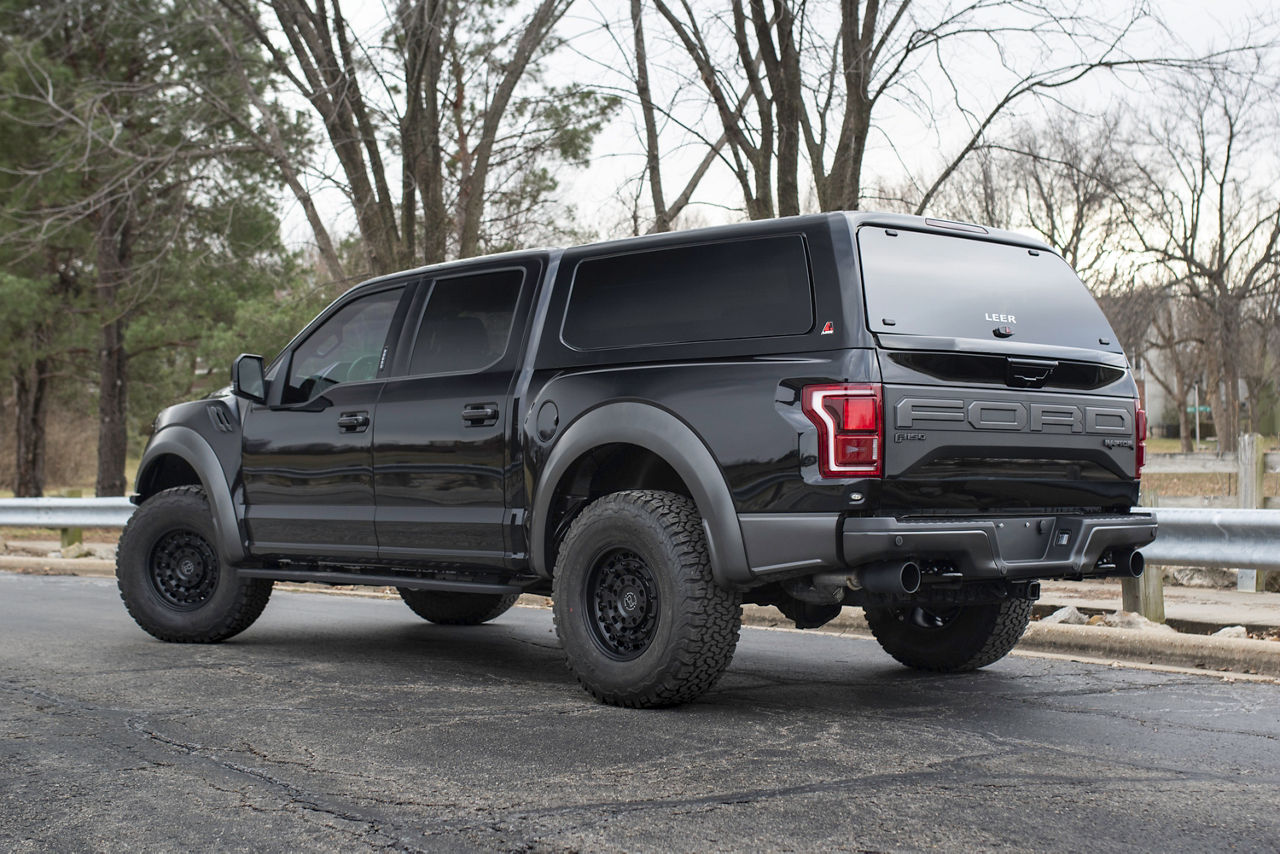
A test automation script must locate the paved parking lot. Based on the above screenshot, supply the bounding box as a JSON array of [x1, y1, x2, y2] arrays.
[[3, 572, 1278, 852]]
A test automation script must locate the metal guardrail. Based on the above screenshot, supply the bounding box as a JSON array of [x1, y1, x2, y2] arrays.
[[0, 499, 1275, 572], [0, 497, 135, 529], [1142, 508, 1280, 572]]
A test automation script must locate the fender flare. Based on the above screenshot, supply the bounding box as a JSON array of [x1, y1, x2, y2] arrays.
[[529, 402, 752, 587], [137, 425, 246, 564]]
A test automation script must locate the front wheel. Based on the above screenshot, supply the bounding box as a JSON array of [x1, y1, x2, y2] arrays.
[[864, 598, 1032, 672], [116, 486, 272, 643], [552, 490, 741, 708]]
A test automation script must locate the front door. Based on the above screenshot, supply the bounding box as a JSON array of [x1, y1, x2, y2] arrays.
[[242, 283, 409, 559], [374, 265, 533, 568]]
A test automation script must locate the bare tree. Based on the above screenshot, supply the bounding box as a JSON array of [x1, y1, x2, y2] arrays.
[[644, 0, 1209, 220], [1118, 56, 1280, 453], [1145, 293, 1210, 451], [216, 0, 610, 276], [1237, 286, 1280, 434]]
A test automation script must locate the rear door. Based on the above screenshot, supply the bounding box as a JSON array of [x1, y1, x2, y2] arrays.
[[373, 261, 538, 568]]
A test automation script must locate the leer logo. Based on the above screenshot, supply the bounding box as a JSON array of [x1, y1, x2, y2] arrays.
[[821, 321, 834, 334]]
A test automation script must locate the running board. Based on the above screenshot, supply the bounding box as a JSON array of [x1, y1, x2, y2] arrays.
[[237, 567, 527, 595]]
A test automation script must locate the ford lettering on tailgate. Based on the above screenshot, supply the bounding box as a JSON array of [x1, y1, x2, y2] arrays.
[[895, 398, 1132, 434]]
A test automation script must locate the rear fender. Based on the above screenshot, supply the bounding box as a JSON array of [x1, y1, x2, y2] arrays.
[[530, 402, 751, 587]]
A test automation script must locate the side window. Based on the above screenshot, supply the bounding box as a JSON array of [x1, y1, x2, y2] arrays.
[[283, 287, 403, 404], [409, 269, 523, 375], [562, 235, 813, 350]]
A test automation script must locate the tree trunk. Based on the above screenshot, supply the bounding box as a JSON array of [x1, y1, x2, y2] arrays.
[[95, 315, 129, 496], [1176, 386, 1193, 453], [95, 208, 131, 497], [1213, 302, 1240, 454], [632, 0, 669, 232], [455, 0, 570, 258], [12, 361, 50, 497]]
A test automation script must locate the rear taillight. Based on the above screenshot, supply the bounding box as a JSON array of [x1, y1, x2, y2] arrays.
[[1135, 405, 1147, 479], [802, 383, 883, 478]]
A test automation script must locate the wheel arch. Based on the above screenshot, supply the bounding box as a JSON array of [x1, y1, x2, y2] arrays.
[[135, 426, 246, 564], [530, 402, 750, 587]]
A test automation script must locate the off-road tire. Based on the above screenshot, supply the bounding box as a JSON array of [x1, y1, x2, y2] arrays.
[[864, 598, 1033, 672], [116, 485, 272, 643], [397, 589, 520, 625], [552, 490, 741, 708]]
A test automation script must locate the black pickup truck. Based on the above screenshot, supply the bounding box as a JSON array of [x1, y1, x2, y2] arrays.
[[117, 211, 1156, 707]]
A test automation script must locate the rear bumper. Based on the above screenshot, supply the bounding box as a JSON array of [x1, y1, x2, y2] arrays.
[[739, 511, 1157, 583], [840, 513, 1157, 580]]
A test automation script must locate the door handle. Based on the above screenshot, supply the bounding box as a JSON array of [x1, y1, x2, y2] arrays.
[[338, 411, 370, 433], [461, 403, 499, 426]]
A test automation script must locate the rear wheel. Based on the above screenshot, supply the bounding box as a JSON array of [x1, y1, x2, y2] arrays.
[[116, 486, 272, 643], [552, 490, 741, 708], [397, 589, 519, 625], [864, 598, 1032, 672]]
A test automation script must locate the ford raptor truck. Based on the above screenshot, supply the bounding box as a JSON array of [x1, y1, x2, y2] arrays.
[[116, 212, 1157, 707]]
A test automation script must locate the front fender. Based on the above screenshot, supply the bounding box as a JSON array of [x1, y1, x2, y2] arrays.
[[136, 425, 246, 564], [530, 401, 752, 587]]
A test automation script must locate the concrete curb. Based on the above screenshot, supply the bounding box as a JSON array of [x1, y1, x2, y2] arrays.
[[1017, 622, 1280, 677], [5, 560, 1279, 678], [0, 555, 116, 574]]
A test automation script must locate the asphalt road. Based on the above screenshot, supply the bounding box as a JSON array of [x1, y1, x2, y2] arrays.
[[3, 572, 1278, 853]]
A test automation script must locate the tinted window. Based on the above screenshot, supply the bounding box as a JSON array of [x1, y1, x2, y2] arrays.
[[409, 269, 523, 375], [562, 235, 813, 349], [284, 287, 403, 404], [857, 227, 1121, 352]]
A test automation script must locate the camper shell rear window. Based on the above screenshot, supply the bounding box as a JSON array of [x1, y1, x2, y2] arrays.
[[855, 226, 1121, 353]]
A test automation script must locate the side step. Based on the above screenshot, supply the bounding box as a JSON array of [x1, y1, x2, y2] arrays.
[[237, 567, 527, 595]]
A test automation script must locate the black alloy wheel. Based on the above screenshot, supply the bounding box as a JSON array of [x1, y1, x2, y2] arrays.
[[149, 529, 220, 611], [586, 548, 660, 660]]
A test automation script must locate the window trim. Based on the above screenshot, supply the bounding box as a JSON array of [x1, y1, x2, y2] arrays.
[[269, 281, 411, 408], [557, 233, 815, 352], [399, 265, 528, 380]]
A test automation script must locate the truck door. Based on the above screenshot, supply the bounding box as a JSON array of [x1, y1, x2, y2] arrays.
[[242, 282, 410, 559], [373, 262, 537, 569]]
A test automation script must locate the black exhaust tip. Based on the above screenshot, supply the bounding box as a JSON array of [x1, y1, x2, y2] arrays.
[[1127, 550, 1145, 578], [900, 561, 922, 595], [855, 561, 923, 596]]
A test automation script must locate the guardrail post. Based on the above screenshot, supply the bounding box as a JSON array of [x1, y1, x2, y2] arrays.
[[1237, 433, 1265, 592], [59, 489, 83, 549], [1122, 489, 1165, 622]]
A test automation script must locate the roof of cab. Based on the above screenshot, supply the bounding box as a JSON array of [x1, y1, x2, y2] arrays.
[[353, 210, 1055, 292]]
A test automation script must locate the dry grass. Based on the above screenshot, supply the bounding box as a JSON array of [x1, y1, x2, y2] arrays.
[[0, 412, 99, 495]]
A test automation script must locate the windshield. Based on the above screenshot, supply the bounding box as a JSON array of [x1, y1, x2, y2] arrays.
[[855, 226, 1122, 354]]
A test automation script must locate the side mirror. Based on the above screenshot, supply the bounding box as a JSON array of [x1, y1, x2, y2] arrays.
[[231, 353, 266, 404]]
